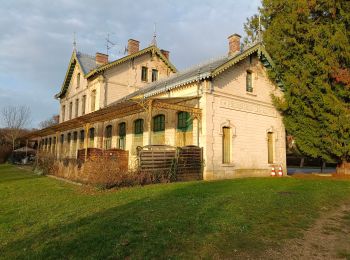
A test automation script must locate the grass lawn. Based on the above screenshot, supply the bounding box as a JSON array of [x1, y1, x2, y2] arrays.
[[1, 164, 350, 259]]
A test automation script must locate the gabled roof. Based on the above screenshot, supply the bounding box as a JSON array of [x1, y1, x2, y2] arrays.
[[55, 45, 177, 99], [55, 50, 99, 99], [117, 42, 280, 101], [76, 52, 98, 74], [85, 45, 177, 78]]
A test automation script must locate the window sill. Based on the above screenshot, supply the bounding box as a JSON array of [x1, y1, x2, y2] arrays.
[[246, 91, 257, 97], [221, 163, 235, 168]]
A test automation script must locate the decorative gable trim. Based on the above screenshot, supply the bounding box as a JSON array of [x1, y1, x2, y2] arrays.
[[55, 51, 85, 99], [86, 46, 177, 79], [212, 43, 284, 90]]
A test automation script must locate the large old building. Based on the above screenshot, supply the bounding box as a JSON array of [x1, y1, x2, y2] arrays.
[[31, 34, 286, 180]]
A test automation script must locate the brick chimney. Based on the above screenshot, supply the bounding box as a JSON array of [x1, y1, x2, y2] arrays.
[[160, 49, 170, 60], [228, 33, 241, 56], [96, 52, 108, 65], [127, 39, 140, 55]]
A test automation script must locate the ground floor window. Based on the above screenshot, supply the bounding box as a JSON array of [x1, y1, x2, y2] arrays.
[[222, 127, 231, 164], [267, 132, 274, 164], [132, 119, 143, 154], [152, 114, 165, 145], [53, 137, 56, 153], [118, 122, 126, 150], [67, 133, 71, 156], [89, 128, 95, 148], [105, 125, 112, 149], [79, 130, 85, 149], [176, 111, 193, 147]]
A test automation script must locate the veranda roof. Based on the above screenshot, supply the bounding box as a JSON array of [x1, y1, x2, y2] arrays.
[[13, 146, 36, 153], [26, 96, 201, 139]]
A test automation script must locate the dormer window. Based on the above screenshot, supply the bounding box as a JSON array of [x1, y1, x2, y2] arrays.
[[152, 69, 158, 82], [141, 66, 148, 82], [246, 70, 253, 93], [77, 73, 80, 88]]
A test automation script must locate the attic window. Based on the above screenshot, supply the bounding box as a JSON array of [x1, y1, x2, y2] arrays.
[[69, 102, 73, 120], [152, 69, 158, 82], [77, 73, 80, 88], [141, 66, 148, 82], [246, 70, 253, 93]]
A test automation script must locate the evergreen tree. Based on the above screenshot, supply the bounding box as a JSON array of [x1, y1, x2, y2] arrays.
[[245, 0, 350, 166]]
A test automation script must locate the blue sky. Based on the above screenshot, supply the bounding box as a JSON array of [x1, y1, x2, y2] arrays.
[[0, 0, 260, 128]]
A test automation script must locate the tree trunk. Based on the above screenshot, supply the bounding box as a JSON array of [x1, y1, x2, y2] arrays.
[[336, 161, 350, 175]]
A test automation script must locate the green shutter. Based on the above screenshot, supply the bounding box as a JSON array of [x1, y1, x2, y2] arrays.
[[153, 115, 165, 132]]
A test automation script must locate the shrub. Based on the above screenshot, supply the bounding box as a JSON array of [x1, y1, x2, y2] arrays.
[[82, 157, 137, 189], [34, 152, 178, 189], [34, 151, 57, 175], [0, 145, 12, 163]]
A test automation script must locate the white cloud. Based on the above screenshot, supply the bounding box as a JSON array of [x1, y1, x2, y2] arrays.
[[0, 0, 260, 128]]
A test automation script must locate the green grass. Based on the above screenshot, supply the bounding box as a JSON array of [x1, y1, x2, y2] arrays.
[[0, 164, 350, 259]]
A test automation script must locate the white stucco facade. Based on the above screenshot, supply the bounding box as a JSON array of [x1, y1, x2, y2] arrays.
[[37, 37, 286, 180]]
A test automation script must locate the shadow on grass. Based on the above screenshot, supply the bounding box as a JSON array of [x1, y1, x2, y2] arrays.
[[2, 174, 350, 259]]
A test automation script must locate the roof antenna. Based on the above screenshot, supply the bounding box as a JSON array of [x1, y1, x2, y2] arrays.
[[106, 33, 116, 55], [258, 15, 263, 43], [73, 32, 77, 51], [151, 22, 157, 46]]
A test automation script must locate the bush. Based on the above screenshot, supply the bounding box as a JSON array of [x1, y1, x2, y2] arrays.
[[0, 145, 12, 163], [83, 157, 137, 189], [34, 151, 57, 175], [33, 153, 177, 189]]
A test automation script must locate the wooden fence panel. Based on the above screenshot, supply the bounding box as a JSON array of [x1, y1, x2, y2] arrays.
[[138, 145, 203, 181]]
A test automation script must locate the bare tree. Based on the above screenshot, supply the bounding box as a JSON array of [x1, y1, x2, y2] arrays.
[[1, 105, 31, 150], [39, 114, 59, 129]]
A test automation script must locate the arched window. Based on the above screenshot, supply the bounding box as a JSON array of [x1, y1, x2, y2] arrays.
[[134, 119, 143, 135], [222, 127, 231, 164], [90, 90, 96, 112], [176, 112, 193, 146], [152, 114, 165, 145], [118, 122, 126, 150], [79, 130, 85, 149], [153, 114, 165, 132], [132, 119, 144, 153], [105, 125, 113, 149], [246, 70, 253, 92], [77, 73, 80, 88], [53, 137, 56, 153], [67, 133, 72, 156], [177, 112, 192, 131], [89, 128, 95, 147], [60, 134, 64, 144], [72, 132, 78, 156], [267, 132, 274, 164]]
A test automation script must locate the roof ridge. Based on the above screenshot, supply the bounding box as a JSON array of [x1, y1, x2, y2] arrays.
[[76, 51, 95, 60], [129, 54, 228, 93]]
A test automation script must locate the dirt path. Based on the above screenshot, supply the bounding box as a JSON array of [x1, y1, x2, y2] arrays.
[[263, 203, 350, 259]]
